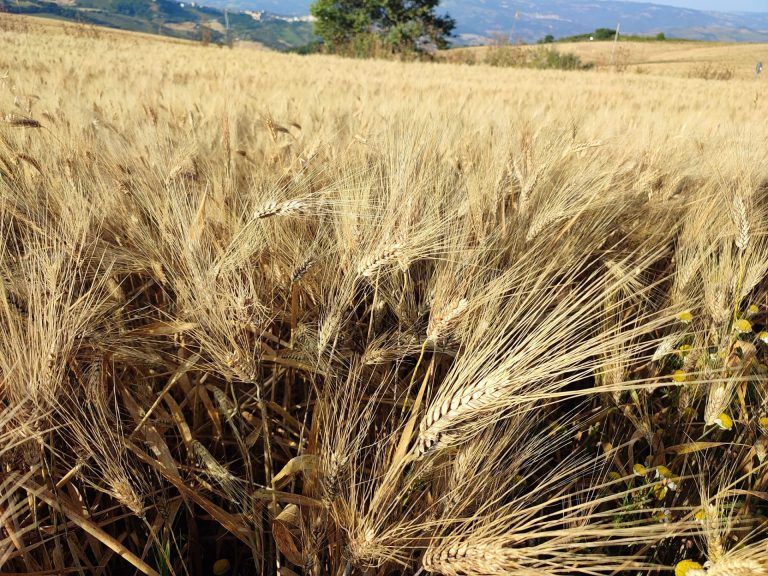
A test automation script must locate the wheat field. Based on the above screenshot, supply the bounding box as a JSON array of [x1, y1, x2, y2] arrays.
[[446, 40, 768, 78], [2, 12, 768, 576]]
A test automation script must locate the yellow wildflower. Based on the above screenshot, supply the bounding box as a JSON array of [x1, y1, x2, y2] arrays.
[[714, 412, 734, 430], [748, 304, 760, 315], [759, 417, 768, 433], [672, 370, 687, 383], [675, 560, 705, 576], [655, 465, 673, 479], [677, 310, 693, 323], [733, 318, 752, 333], [758, 331, 768, 344], [633, 463, 647, 476]]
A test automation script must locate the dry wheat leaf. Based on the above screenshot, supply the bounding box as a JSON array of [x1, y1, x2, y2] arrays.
[[272, 454, 321, 489], [667, 441, 727, 455], [272, 504, 304, 565]]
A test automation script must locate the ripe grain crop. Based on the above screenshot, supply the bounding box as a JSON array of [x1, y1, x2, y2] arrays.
[[1, 13, 768, 576]]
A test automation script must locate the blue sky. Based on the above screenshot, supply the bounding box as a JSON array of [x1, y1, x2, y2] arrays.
[[621, 0, 766, 10]]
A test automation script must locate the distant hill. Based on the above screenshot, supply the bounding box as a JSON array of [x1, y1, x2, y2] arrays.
[[0, 0, 315, 49], [193, 0, 768, 43], [4, 0, 768, 47], [440, 0, 768, 44]]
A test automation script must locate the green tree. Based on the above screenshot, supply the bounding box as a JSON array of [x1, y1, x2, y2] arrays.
[[310, 0, 455, 53], [594, 28, 616, 40]]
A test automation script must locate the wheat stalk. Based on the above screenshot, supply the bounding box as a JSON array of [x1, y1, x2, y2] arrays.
[[4, 113, 42, 128], [427, 298, 468, 343], [423, 543, 516, 576], [253, 199, 309, 220], [730, 195, 750, 252], [415, 368, 507, 457], [704, 381, 734, 426], [708, 558, 768, 576], [192, 439, 241, 497], [357, 242, 404, 278], [291, 257, 315, 284]]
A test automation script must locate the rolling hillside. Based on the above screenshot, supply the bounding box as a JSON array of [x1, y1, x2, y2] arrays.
[[3, 0, 768, 47], [0, 0, 314, 48], [440, 0, 768, 44]]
